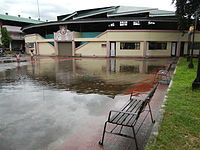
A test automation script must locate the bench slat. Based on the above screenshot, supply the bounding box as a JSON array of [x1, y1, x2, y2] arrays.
[[110, 100, 143, 125], [117, 100, 143, 126]]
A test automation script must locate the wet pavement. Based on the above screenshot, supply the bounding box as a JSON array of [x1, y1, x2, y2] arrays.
[[0, 57, 176, 150]]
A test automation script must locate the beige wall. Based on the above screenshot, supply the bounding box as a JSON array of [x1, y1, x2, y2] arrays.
[[116, 42, 144, 57], [184, 42, 200, 55], [25, 30, 200, 57], [38, 43, 56, 55], [73, 32, 82, 38], [75, 41, 107, 57], [25, 34, 56, 55], [75, 30, 200, 57]]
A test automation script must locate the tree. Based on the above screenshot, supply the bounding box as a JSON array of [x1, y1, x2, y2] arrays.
[[172, 0, 200, 30], [0, 27, 12, 48]]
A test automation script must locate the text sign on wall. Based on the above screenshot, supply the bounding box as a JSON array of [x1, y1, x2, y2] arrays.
[[54, 26, 73, 41]]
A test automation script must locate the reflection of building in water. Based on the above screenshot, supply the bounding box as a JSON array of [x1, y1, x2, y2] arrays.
[[25, 58, 173, 96]]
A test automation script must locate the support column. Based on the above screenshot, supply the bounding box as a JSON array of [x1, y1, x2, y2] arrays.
[[72, 40, 75, 56], [0, 21, 2, 45], [176, 41, 181, 57], [106, 41, 110, 57], [143, 41, 147, 57]]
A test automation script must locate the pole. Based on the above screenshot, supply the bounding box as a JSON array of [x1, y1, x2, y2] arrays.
[[188, 12, 198, 68], [187, 33, 191, 61], [188, 29, 195, 68], [37, 0, 40, 20], [192, 11, 200, 89], [192, 48, 200, 89]]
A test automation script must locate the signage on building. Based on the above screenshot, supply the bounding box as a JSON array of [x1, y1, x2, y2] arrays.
[[54, 26, 73, 41]]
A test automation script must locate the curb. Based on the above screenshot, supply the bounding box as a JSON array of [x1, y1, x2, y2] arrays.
[[145, 59, 179, 149]]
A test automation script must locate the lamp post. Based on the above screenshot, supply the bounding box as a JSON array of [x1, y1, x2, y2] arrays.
[[192, 10, 200, 89], [192, 47, 200, 89], [187, 32, 192, 61], [188, 25, 195, 68]]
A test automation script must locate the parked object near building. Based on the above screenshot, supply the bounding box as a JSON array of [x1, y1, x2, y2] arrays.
[[22, 6, 200, 58]]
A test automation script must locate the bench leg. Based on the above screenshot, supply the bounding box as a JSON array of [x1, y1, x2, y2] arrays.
[[148, 103, 155, 123], [99, 122, 108, 145], [132, 127, 139, 150]]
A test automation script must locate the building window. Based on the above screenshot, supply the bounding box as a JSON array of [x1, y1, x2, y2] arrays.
[[189, 42, 200, 49], [120, 21, 128, 26], [101, 44, 107, 47], [148, 42, 167, 50], [148, 21, 155, 25], [109, 23, 115, 27], [133, 21, 140, 26], [120, 42, 140, 50]]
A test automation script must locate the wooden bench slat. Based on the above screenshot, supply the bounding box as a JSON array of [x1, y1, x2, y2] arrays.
[[110, 100, 143, 125], [116, 100, 143, 125], [109, 99, 137, 122]]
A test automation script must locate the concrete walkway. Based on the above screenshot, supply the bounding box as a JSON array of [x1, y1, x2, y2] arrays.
[[55, 83, 170, 150]]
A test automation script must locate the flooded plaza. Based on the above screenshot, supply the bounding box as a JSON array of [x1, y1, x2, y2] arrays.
[[0, 57, 174, 150]]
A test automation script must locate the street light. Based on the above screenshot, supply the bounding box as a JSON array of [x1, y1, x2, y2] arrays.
[[188, 25, 195, 68], [36, 0, 40, 20], [187, 32, 192, 61], [192, 10, 200, 89]]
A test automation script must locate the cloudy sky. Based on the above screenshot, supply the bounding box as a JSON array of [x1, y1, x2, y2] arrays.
[[0, 0, 175, 21]]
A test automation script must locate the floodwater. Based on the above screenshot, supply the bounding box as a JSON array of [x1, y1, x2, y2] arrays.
[[0, 57, 173, 150]]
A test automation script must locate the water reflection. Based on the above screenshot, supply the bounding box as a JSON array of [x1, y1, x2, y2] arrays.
[[0, 57, 175, 150], [0, 58, 173, 96], [27, 58, 171, 95]]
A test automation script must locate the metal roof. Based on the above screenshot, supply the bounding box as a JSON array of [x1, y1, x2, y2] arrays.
[[60, 6, 175, 21], [22, 6, 177, 32], [0, 14, 44, 24], [107, 6, 158, 17], [73, 6, 116, 20]]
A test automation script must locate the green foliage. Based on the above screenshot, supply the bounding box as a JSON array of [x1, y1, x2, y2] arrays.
[[1, 27, 12, 48], [172, 0, 200, 30], [5, 50, 13, 54]]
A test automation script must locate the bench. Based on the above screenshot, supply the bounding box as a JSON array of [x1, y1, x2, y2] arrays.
[[99, 83, 159, 150], [154, 63, 173, 84]]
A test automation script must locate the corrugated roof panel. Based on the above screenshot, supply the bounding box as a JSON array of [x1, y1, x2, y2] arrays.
[[149, 10, 175, 17], [73, 6, 116, 20], [107, 6, 158, 17], [0, 14, 44, 24]]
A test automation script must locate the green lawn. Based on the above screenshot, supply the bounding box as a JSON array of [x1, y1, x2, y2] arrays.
[[147, 57, 200, 150]]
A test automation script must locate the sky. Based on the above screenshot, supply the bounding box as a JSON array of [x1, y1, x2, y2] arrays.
[[0, 0, 176, 21]]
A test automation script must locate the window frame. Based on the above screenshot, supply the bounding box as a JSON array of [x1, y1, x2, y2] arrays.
[[120, 42, 140, 50], [148, 42, 167, 50]]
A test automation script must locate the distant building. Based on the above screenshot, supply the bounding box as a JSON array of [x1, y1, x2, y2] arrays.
[[22, 6, 200, 57], [0, 13, 43, 52]]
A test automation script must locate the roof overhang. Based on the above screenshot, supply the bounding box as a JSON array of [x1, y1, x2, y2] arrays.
[[22, 17, 178, 32]]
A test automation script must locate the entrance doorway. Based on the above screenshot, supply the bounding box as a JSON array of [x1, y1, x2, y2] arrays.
[[171, 42, 177, 57], [58, 42, 72, 56], [110, 42, 116, 57]]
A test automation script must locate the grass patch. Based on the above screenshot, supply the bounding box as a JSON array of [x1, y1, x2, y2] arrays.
[[146, 57, 200, 150]]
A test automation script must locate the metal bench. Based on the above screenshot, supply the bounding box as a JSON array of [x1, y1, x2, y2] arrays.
[[154, 63, 173, 84], [99, 83, 159, 150]]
